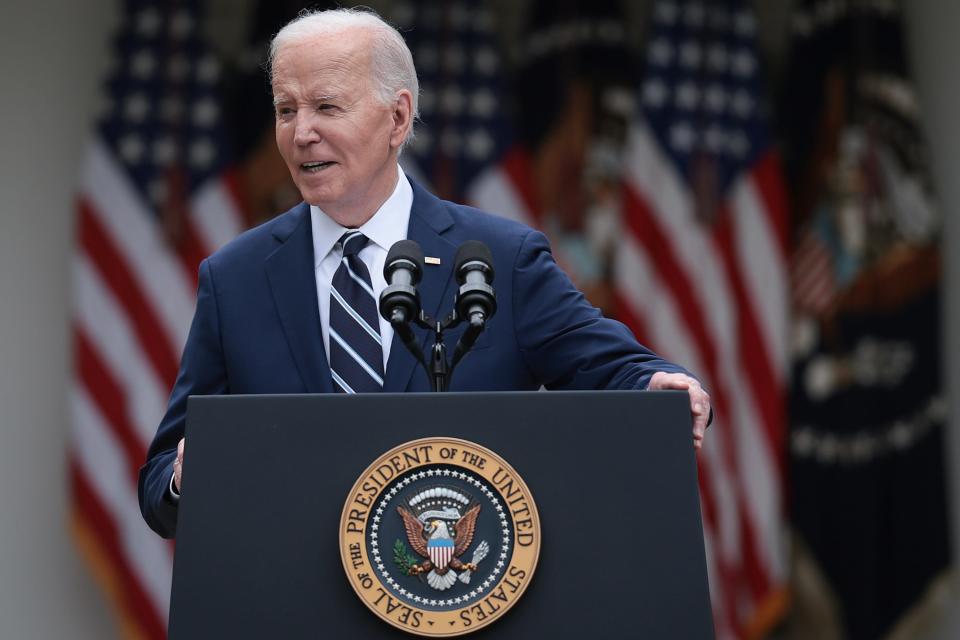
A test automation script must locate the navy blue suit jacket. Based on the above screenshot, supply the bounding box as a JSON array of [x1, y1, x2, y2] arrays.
[[139, 181, 690, 537]]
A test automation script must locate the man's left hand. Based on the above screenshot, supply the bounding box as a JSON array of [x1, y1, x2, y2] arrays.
[[647, 372, 711, 449]]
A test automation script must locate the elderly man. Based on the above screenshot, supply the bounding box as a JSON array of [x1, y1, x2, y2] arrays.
[[139, 8, 711, 539]]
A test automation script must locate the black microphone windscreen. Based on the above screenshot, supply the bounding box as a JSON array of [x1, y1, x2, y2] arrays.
[[454, 241, 494, 282], [385, 240, 425, 276]]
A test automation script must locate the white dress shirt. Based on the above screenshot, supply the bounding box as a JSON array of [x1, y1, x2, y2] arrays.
[[310, 165, 412, 370]]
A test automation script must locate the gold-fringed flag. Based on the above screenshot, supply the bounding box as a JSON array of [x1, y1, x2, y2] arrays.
[[781, 2, 949, 638]]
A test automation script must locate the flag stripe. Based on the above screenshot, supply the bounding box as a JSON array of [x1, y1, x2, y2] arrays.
[[624, 3, 790, 621], [613, 222, 750, 613], [78, 200, 180, 388], [613, 231, 752, 629], [172, 207, 209, 289], [70, 460, 167, 640], [730, 170, 789, 380], [499, 147, 541, 225], [74, 328, 147, 485], [70, 504, 158, 640], [623, 166, 775, 602], [745, 151, 789, 257], [467, 164, 532, 226], [190, 178, 246, 254], [81, 140, 195, 348], [713, 210, 785, 470], [622, 123, 785, 520], [73, 253, 168, 445], [701, 521, 736, 639], [711, 203, 788, 587], [222, 168, 252, 223], [699, 459, 743, 636], [614, 235, 701, 375], [624, 125, 782, 465], [71, 386, 174, 605], [72, 5, 248, 635], [620, 184, 727, 408], [610, 291, 652, 354]]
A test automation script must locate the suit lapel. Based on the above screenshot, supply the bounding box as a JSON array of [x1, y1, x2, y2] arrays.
[[383, 183, 457, 392], [264, 204, 334, 394]]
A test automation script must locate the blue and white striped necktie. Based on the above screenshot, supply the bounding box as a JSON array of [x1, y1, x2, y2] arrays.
[[329, 231, 384, 393]]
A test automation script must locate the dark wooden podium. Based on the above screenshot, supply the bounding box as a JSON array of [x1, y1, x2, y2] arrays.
[[169, 391, 713, 638]]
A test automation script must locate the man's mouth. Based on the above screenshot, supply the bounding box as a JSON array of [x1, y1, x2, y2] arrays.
[[301, 161, 335, 173]]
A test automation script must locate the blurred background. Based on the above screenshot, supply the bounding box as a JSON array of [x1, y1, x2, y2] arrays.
[[0, 0, 957, 638]]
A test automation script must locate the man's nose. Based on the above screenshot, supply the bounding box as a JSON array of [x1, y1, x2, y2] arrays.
[[293, 111, 322, 146]]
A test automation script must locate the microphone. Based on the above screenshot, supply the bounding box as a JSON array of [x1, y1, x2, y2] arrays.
[[454, 241, 497, 328], [379, 240, 424, 327]]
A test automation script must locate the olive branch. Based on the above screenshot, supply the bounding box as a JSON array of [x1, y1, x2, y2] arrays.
[[393, 539, 419, 576]]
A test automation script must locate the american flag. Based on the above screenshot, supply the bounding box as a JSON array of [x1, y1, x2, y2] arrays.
[[390, 0, 539, 226], [791, 225, 835, 315], [621, 1, 789, 637], [394, 0, 788, 636], [70, 1, 245, 636]]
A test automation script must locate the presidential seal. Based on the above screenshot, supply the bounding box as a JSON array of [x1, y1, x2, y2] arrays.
[[339, 437, 540, 636]]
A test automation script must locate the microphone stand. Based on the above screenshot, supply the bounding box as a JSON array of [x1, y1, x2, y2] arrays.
[[394, 308, 483, 392], [383, 239, 495, 393], [429, 319, 449, 393]]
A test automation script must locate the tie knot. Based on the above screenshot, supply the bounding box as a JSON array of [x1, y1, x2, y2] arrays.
[[338, 231, 369, 258]]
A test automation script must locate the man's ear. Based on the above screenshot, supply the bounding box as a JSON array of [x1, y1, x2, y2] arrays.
[[389, 90, 414, 149]]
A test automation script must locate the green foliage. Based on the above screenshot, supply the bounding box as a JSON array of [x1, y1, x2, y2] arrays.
[[393, 539, 419, 575]]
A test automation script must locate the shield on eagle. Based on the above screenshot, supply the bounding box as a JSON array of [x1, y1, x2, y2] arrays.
[[427, 537, 455, 570]]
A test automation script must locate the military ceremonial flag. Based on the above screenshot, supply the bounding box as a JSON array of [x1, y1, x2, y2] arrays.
[[781, 2, 950, 638], [70, 1, 246, 636]]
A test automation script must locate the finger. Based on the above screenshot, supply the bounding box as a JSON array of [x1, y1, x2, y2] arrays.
[[689, 388, 709, 442], [692, 415, 704, 449], [691, 395, 708, 417], [687, 384, 705, 413], [693, 411, 708, 439], [650, 372, 694, 391], [688, 381, 708, 406], [692, 408, 706, 435], [175, 438, 186, 492], [662, 375, 692, 390], [696, 391, 713, 432]]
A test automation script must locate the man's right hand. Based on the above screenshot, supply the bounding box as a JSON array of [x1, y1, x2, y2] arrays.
[[173, 438, 185, 492]]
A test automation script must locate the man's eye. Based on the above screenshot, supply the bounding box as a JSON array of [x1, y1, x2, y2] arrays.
[[276, 107, 294, 118]]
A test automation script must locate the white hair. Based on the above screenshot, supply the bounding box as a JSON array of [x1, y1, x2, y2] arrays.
[[269, 7, 419, 146]]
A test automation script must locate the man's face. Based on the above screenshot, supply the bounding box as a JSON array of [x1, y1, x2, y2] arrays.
[[271, 29, 410, 226]]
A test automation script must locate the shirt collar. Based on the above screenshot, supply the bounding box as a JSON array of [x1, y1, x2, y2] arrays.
[[310, 165, 413, 266]]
